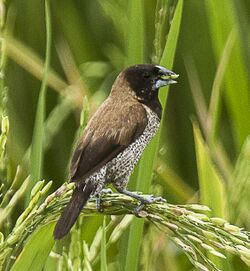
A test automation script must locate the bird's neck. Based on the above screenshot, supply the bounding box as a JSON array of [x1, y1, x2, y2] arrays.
[[141, 97, 162, 119], [110, 75, 162, 118]]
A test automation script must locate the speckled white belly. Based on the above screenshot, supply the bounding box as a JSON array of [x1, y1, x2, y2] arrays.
[[107, 105, 160, 187], [86, 105, 160, 195]]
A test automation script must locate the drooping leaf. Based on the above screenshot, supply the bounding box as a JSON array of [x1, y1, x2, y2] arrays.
[[11, 223, 55, 271], [29, 0, 52, 193], [193, 121, 226, 218]]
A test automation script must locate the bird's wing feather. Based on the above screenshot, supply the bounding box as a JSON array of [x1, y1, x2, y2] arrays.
[[70, 99, 147, 183]]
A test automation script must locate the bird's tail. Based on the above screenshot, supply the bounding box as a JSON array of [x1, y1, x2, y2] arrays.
[[54, 184, 94, 239]]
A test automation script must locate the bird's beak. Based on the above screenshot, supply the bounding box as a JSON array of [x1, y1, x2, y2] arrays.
[[155, 65, 179, 89]]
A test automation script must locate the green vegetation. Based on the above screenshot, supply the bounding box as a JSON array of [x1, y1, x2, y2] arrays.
[[0, 0, 250, 270]]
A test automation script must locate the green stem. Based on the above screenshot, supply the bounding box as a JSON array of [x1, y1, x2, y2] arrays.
[[30, 0, 51, 191]]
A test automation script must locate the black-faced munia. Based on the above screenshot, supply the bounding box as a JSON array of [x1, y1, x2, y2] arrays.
[[54, 64, 179, 239]]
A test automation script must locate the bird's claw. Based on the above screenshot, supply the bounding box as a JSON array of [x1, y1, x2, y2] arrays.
[[153, 196, 166, 203], [96, 188, 113, 211], [101, 188, 113, 195], [133, 195, 166, 215], [140, 195, 166, 204]]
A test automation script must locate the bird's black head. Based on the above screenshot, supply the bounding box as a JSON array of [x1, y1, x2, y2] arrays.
[[123, 64, 178, 102]]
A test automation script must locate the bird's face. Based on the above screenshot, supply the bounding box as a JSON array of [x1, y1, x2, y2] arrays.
[[123, 64, 179, 102]]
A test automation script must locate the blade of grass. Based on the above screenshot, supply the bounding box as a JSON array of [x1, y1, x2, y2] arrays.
[[5, 37, 66, 93], [0, 0, 9, 193], [124, 2, 183, 271], [184, 55, 234, 183], [230, 0, 250, 77], [157, 0, 183, 142], [184, 55, 210, 134], [101, 216, 108, 271], [5, 37, 85, 108], [123, 1, 145, 270], [148, 0, 183, 212], [156, 157, 194, 202], [68, 226, 84, 270], [0, 176, 29, 227], [155, 0, 184, 194], [193, 121, 226, 218], [14, 95, 75, 191], [152, 0, 169, 64], [205, 1, 250, 150], [29, 0, 51, 193], [0, 0, 7, 118], [53, 1, 98, 62], [0, 116, 8, 175], [159, 0, 183, 89], [10, 223, 55, 271], [56, 39, 89, 101], [43, 96, 75, 150], [208, 29, 236, 144], [193, 121, 229, 271], [126, 0, 145, 65], [228, 136, 250, 224]]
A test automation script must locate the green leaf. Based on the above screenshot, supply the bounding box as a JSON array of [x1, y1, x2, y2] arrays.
[[193, 122, 226, 218], [193, 122, 228, 270], [157, 0, 183, 163], [29, 0, 51, 191], [126, 0, 145, 65], [124, 1, 183, 271], [123, 0, 146, 269], [229, 136, 250, 223], [10, 223, 55, 271], [101, 216, 108, 271], [44, 96, 75, 150], [208, 29, 236, 143], [160, 0, 183, 73], [0, 116, 9, 163], [205, 0, 250, 150], [230, 0, 250, 77]]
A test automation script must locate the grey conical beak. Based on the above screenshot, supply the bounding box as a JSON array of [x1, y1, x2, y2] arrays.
[[155, 65, 179, 88]]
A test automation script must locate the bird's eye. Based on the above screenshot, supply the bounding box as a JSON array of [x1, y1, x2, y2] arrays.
[[143, 72, 150, 78]]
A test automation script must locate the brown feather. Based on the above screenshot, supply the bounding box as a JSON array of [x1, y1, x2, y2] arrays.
[[54, 184, 94, 239], [70, 94, 147, 183]]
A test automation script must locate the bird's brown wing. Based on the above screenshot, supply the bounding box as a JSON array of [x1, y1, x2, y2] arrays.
[[70, 99, 147, 184]]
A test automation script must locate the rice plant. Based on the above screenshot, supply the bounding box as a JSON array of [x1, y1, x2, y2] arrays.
[[0, 0, 249, 270]]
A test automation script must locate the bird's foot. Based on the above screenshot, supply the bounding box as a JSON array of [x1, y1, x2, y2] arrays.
[[115, 188, 165, 215], [101, 188, 113, 195], [133, 195, 166, 215], [96, 188, 113, 212], [141, 195, 166, 204]]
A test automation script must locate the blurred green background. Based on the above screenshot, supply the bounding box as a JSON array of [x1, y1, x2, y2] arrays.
[[1, 0, 250, 270]]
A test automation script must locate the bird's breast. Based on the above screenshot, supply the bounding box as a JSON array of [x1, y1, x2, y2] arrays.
[[107, 105, 160, 182]]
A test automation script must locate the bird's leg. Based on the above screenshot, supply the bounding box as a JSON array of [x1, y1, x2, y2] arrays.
[[95, 188, 113, 212], [115, 187, 166, 215]]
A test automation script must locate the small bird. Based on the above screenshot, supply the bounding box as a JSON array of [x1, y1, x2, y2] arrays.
[[54, 64, 178, 239]]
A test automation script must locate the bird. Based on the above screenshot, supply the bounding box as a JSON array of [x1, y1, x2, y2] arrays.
[[54, 64, 178, 239]]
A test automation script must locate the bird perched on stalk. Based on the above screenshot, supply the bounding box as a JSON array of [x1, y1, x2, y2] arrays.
[[54, 64, 178, 239]]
